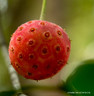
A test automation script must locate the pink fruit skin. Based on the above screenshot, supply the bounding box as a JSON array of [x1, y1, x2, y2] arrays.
[[9, 20, 71, 80]]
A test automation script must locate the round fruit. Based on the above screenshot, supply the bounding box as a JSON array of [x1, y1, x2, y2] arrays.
[[63, 59, 94, 96], [9, 20, 71, 80]]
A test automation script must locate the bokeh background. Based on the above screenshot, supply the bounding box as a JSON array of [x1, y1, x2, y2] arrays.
[[0, 0, 94, 96]]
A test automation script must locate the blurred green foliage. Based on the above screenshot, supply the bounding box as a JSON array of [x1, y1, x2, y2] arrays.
[[0, 91, 15, 96], [64, 59, 94, 96], [0, 47, 13, 91]]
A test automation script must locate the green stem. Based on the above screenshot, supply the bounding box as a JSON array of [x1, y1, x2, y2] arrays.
[[40, 0, 47, 20]]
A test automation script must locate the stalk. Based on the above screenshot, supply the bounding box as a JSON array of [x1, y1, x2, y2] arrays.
[[40, 0, 47, 20]]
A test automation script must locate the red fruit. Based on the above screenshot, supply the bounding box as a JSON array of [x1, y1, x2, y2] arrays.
[[9, 20, 71, 80]]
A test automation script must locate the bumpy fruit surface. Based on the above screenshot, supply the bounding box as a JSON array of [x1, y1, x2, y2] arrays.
[[9, 20, 71, 80]]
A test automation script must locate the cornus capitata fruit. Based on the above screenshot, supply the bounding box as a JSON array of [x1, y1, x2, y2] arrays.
[[9, 20, 71, 80]]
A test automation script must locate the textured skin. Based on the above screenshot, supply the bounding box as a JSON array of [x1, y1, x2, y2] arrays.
[[9, 20, 71, 80]]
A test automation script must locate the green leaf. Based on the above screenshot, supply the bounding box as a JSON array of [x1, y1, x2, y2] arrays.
[[0, 90, 16, 96], [63, 59, 94, 96]]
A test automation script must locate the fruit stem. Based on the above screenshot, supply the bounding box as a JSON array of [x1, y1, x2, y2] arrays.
[[40, 0, 47, 20]]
